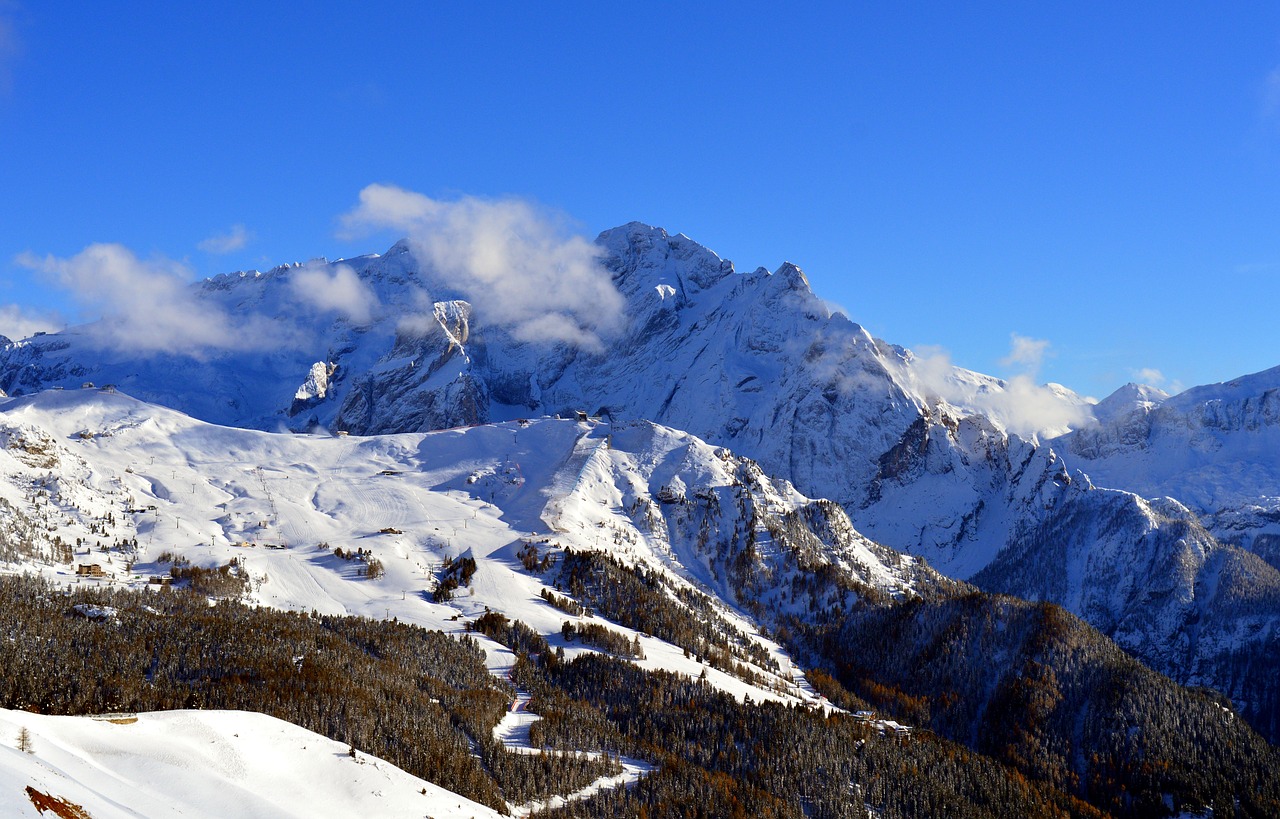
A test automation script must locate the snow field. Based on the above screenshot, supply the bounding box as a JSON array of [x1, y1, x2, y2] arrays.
[[0, 708, 504, 818]]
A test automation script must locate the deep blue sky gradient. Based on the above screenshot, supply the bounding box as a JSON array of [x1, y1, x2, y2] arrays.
[[3, 2, 1280, 397]]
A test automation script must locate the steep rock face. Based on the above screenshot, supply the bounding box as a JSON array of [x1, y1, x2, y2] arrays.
[[854, 393, 1280, 742], [256, 223, 939, 525], [334, 300, 488, 434], [550, 418, 956, 620], [859, 405, 1075, 579], [559, 224, 923, 512]]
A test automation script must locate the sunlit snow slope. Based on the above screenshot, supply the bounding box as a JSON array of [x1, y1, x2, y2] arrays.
[[0, 708, 503, 818]]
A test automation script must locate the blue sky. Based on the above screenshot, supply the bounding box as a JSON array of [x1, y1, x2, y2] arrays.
[[2, 2, 1280, 398]]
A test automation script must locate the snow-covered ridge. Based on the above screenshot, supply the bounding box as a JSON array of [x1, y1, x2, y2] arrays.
[[0, 388, 931, 710], [0, 225, 1087, 584], [1087, 381, 1170, 426]]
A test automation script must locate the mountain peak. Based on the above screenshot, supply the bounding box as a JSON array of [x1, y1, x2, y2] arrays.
[[771, 261, 810, 291], [1093, 381, 1169, 423], [598, 222, 735, 296]]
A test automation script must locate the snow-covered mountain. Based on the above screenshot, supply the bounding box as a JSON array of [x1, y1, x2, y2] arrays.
[[1064, 368, 1280, 572], [0, 387, 943, 710], [2, 225, 1279, 743], [0, 224, 1097, 575]]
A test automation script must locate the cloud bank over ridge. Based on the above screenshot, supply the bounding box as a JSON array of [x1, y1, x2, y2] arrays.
[[902, 335, 1091, 441], [340, 184, 625, 350], [16, 244, 288, 356]]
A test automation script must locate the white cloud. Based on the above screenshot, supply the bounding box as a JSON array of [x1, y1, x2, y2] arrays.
[[985, 373, 1090, 439], [288, 263, 379, 325], [902, 343, 1089, 440], [337, 184, 440, 236], [339, 184, 624, 350], [15, 243, 284, 356], [198, 224, 252, 254], [1134, 367, 1165, 386], [999, 333, 1051, 373], [395, 288, 440, 337], [788, 325, 1088, 440], [0, 303, 60, 341], [1132, 368, 1184, 395]]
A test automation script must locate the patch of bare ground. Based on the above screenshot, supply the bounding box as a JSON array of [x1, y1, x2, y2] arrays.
[[25, 785, 92, 818]]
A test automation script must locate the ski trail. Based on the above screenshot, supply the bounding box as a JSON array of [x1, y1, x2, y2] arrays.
[[491, 691, 538, 753], [492, 684, 654, 816], [542, 424, 611, 534], [508, 756, 655, 818]]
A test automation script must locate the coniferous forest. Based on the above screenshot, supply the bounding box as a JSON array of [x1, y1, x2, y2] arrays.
[[3, 571, 1277, 818]]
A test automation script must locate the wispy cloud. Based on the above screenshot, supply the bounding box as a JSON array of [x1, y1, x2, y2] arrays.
[[1134, 367, 1164, 385], [0, 303, 60, 341], [1264, 67, 1280, 123], [198, 224, 252, 254], [901, 336, 1089, 440], [1131, 367, 1182, 395], [999, 332, 1052, 374], [15, 244, 285, 356], [1234, 260, 1280, 276], [339, 184, 624, 350], [287, 262, 379, 325]]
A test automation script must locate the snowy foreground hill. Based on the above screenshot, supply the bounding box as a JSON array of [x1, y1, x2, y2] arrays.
[[0, 708, 503, 819], [0, 389, 925, 815]]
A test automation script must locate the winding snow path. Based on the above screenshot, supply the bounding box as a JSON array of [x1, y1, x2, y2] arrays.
[[492, 688, 654, 817]]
